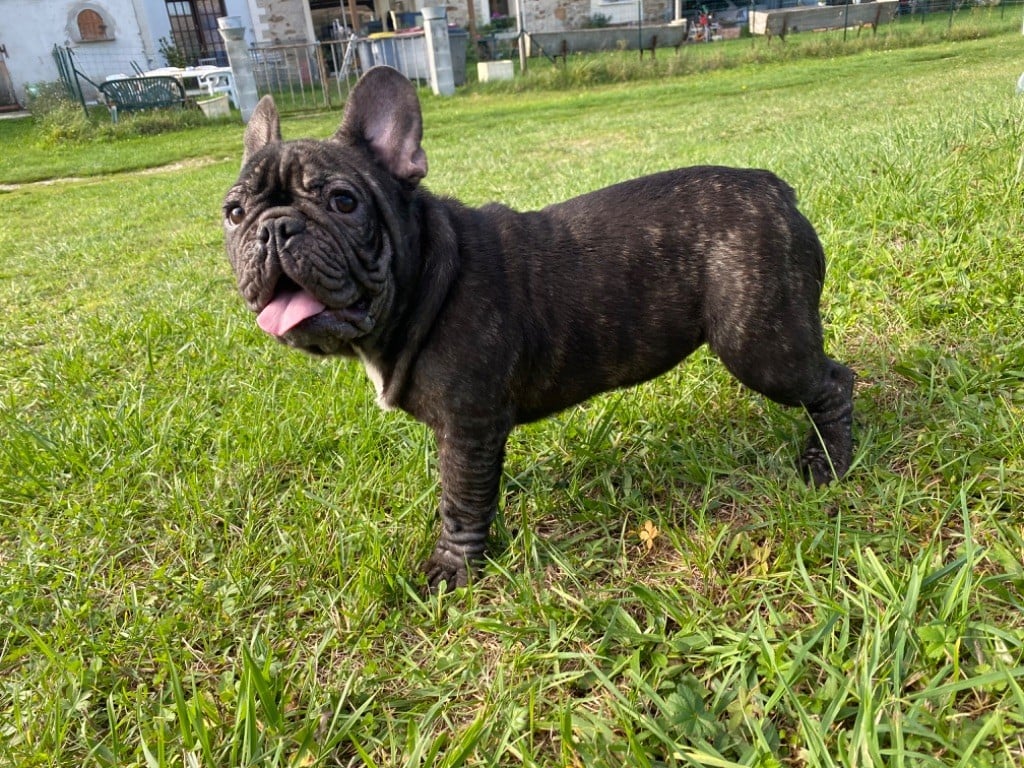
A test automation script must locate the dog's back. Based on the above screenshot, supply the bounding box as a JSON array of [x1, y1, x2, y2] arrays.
[[434, 167, 827, 422]]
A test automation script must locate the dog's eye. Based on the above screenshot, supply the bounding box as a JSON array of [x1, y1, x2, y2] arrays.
[[328, 190, 357, 214], [226, 205, 245, 226]]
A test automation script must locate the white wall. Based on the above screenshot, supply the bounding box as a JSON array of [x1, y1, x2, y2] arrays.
[[245, 0, 315, 43], [1, 0, 148, 99], [592, 0, 645, 26], [1, 0, 258, 104]]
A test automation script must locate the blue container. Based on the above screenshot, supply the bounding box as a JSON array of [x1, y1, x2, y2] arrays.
[[368, 33, 398, 68], [449, 27, 468, 86]]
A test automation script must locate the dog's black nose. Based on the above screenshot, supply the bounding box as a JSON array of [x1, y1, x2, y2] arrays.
[[259, 215, 305, 245]]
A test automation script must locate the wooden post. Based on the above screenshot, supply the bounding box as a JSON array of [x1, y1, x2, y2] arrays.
[[637, 0, 642, 61], [516, 0, 527, 75], [315, 43, 331, 107], [466, 0, 478, 42], [372, 0, 389, 29], [347, 0, 360, 34]]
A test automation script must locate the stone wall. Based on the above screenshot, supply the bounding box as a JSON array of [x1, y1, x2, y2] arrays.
[[444, 0, 673, 34], [249, 0, 315, 44], [526, 0, 594, 31], [273, 0, 675, 41]]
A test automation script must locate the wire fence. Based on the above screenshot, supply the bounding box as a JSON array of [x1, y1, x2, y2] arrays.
[[881, 0, 1024, 27], [249, 40, 359, 111], [53, 0, 1024, 115], [52, 39, 358, 113]]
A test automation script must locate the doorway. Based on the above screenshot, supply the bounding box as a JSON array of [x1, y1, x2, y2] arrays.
[[0, 44, 21, 111], [164, 1, 229, 65]]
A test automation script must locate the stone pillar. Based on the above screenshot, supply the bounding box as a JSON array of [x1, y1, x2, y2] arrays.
[[421, 6, 454, 97], [217, 16, 259, 123]]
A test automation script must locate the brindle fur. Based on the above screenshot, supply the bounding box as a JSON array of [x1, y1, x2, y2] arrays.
[[223, 67, 854, 590]]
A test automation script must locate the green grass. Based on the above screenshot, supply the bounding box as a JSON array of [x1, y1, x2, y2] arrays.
[[2, 24, 1023, 768]]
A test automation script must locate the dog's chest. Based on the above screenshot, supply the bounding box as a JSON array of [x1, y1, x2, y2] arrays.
[[355, 348, 393, 411]]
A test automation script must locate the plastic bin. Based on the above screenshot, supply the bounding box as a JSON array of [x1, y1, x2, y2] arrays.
[[449, 27, 467, 86], [359, 27, 468, 87], [368, 32, 398, 68], [197, 93, 230, 118]]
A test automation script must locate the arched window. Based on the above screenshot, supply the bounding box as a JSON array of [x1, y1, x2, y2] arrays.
[[77, 9, 109, 40], [74, 7, 113, 42]]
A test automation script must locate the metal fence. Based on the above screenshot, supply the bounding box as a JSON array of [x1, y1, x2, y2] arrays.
[[248, 39, 361, 112], [53, 44, 149, 108], [890, 0, 1023, 22], [52, 37, 362, 113], [51, 1, 1024, 115]]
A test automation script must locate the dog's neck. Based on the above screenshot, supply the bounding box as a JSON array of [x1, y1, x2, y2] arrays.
[[353, 192, 462, 412]]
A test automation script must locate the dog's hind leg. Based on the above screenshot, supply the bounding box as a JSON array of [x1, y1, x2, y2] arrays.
[[796, 359, 855, 486], [710, 325, 854, 485]]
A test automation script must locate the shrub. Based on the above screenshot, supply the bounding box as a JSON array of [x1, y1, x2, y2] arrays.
[[24, 81, 74, 116], [23, 80, 213, 146], [109, 107, 209, 136], [24, 81, 93, 145], [582, 13, 612, 29], [159, 36, 189, 68]]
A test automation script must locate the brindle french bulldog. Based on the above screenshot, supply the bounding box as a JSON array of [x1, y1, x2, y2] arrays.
[[223, 66, 854, 590]]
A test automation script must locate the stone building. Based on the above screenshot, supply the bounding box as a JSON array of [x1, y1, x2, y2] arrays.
[[309, 0, 674, 36], [0, 0, 677, 106]]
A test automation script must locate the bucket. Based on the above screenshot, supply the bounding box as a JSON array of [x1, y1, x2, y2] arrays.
[[197, 93, 230, 119], [477, 60, 513, 83]]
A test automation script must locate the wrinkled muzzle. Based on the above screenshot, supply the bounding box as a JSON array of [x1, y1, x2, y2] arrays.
[[230, 206, 387, 355]]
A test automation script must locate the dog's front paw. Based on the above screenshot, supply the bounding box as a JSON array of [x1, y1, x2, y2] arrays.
[[421, 547, 472, 593], [799, 442, 837, 487]]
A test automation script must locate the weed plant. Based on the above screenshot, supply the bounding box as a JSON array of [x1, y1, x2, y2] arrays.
[[23, 81, 232, 150], [1, 24, 1023, 768]]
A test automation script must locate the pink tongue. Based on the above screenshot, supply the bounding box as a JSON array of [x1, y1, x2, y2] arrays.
[[256, 289, 326, 336]]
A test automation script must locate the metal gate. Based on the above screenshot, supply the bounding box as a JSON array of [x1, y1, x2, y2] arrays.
[[250, 38, 363, 113], [0, 44, 20, 110]]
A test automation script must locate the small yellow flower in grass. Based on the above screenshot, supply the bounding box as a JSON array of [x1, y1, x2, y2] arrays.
[[638, 519, 660, 552]]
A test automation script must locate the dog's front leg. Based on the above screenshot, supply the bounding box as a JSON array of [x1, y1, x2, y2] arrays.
[[422, 418, 511, 591]]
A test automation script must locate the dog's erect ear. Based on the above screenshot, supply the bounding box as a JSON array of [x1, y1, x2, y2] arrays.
[[243, 96, 282, 165], [334, 66, 428, 186]]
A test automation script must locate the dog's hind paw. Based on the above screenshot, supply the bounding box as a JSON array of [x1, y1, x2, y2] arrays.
[[421, 549, 472, 593], [801, 362, 855, 486], [799, 421, 852, 487]]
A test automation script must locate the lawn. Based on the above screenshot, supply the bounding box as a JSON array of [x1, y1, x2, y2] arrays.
[[1, 23, 1023, 768]]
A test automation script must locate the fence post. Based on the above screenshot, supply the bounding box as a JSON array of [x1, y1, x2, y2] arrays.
[[422, 6, 455, 96], [638, 0, 643, 60], [53, 45, 89, 115], [314, 44, 331, 109], [217, 16, 259, 122]]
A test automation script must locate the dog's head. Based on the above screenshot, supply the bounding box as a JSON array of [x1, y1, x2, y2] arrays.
[[223, 66, 428, 356]]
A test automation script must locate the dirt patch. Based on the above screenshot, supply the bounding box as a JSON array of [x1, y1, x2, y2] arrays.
[[0, 156, 228, 192]]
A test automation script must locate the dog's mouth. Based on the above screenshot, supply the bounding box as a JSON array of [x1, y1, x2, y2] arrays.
[[256, 277, 371, 338]]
